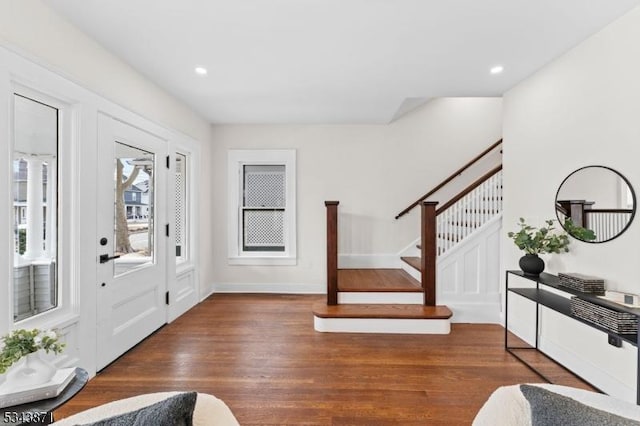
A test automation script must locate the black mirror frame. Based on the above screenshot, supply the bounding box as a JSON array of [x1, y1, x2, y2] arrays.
[[555, 165, 636, 244]]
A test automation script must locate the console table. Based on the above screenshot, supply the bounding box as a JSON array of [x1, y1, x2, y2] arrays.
[[0, 367, 88, 425], [504, 270, 640, 404]]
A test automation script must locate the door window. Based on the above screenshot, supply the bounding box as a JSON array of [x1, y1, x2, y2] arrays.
[[113, 143, 154, 276]]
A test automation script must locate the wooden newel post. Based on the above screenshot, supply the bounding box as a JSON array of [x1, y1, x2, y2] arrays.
[[421, 201, 438, 306], [325, 201, 339, 305]]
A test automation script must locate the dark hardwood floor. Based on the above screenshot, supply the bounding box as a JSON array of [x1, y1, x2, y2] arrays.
[[54, 294, 594, 425]]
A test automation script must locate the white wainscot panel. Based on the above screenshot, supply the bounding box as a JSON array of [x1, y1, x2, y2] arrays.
[[540, 308, 637, 403], [462, 243, 481, 293]]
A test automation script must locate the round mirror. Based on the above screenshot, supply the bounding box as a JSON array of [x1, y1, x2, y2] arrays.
[[555, 166, 635, 243]]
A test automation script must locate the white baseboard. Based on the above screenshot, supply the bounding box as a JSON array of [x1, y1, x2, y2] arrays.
[[397, 237, 421, 258], [338, 292, 423, 304], [445, 302, 501, 324], [339, 254, 400, 269], [213, 282, 325, 294], [314, 316, 450, 334], [200, 286, 216, 301]]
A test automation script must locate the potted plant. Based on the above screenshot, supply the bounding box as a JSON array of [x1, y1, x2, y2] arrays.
[[0, 329, 65, 387], [507, 218, 570, 275]]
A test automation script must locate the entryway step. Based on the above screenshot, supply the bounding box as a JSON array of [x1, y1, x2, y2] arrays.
[[338, 269, 421, 292], [312, 303, 452, 334], [401, 256, 421, 272], [313, 303, 452, 319]]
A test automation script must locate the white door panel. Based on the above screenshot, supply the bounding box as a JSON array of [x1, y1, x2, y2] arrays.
[[168, 269, 198, 322], [167, 151, 198, 323], [96, 114, 167, 370]]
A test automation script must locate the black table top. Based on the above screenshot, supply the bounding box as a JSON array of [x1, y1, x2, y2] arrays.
[[1, 367, 88, 425]]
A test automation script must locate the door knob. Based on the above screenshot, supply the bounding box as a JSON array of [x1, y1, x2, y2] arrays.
[[99, 254, 121, 264]]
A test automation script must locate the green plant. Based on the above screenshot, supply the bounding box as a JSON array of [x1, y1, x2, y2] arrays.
[[507, 218, 570, 255], [17, 229, 26, 255], [563, 218, 597, 241], [0, 329, 65, 374]]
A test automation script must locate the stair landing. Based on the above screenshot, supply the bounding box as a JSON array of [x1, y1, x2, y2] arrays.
[[313, 303, 452, 334], [338, 269, 422, 292], [313, 303, 452, 319]]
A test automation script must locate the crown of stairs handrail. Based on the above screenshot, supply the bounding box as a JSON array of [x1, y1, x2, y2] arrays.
[[395, 138, 502, 220]]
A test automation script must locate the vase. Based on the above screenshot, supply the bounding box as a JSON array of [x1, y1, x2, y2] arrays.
[[519, 254, 545, 276], [3, 351, 57, 389]]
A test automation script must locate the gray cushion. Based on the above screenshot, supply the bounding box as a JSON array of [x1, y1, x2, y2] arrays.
[[80, 391, 197, 426], [520, 384, 640, 426]]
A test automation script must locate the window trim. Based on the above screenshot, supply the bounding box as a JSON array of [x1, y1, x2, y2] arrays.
[[227, 149, 296, 265], [9, 83, 77, 328]]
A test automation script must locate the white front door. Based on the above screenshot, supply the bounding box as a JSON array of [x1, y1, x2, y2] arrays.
[[96, 114, 168, 370]]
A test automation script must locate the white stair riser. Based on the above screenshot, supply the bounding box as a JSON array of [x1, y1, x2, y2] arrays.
[[314, 316, 450, 334], [338, 292, 423, 304], [401, 260, 421, 281], [445, 302, 501, 324]]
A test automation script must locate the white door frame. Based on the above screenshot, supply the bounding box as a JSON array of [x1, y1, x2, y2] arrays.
[[95, 114, 169, 370]]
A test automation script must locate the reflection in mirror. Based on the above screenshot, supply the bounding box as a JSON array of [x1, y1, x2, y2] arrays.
[[113, 142, 154, 277], [13, 94, 59, 321], [555, 166, 635, 243]]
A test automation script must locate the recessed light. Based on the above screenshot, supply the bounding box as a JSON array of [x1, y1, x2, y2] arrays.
[[194, 67, 208, 76], [490, 65, 504, 75]]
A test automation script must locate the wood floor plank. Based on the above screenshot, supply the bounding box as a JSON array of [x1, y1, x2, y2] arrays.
[[54, 294, 597, 425], [337, 269, 422, 292]]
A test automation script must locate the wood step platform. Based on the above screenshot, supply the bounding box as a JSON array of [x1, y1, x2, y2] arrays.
[[401, 256, 421, 272], [337, 269, 422, 292], [313, 303, 452, 334], [312, 303, 452, 319]]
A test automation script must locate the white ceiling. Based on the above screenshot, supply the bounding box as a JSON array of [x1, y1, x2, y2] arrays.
[[48, 0, 640, 124]]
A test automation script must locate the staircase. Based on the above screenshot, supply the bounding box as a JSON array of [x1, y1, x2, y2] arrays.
[[313, 139, 503, 333]]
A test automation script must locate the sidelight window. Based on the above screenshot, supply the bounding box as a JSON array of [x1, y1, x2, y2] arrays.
[[12, 94, 59, 321]]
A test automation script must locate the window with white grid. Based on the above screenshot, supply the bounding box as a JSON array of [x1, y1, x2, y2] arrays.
[[228, 150, 296, 265], [242, 165, 285, 251]]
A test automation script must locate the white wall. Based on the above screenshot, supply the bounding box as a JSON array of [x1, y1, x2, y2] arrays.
[[0, 0, 214, 298], [503, 5, 640, 402], [0, 1, 209, 141], [0, 0, 212, 378], [211, 97, 502, 292], [557, 167, 624, 209]]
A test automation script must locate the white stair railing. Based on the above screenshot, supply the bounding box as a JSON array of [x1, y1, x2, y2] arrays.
[[436, 169, 502, 257], [585, 210, 633, 242]]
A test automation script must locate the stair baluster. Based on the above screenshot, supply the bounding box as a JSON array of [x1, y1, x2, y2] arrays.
[[436, 167, 502, 257]]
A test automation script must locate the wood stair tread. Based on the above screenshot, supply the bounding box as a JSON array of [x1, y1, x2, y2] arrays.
[[337, 269, 422, 292], [312, 302, 452, 319], [401, 256, 422, 272]]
